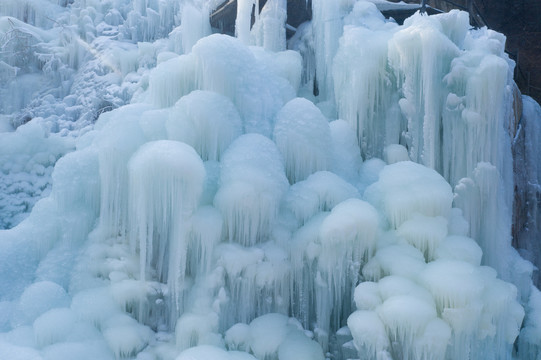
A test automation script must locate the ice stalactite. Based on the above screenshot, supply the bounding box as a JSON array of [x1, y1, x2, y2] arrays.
[[148, 34, 298, 137], [364, 161, 453, 230], [284, 171, 360, 226], [454, 163, 512, 278], [122, 0, 181, 42], [329, 119, 363, 183], [513, 96, 541, 286], [0, 0, 65, 29], [442, 26, 513, 187]]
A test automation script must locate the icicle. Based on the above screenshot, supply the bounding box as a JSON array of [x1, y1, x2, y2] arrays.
[[454, 163, 512, 278], [329, 120, 363, 182], [396, 214, 448, 262]]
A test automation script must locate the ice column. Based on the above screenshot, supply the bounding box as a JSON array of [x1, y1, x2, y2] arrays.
[[311, 0, 341, 101], [333, 1, 402, 159], [181, 3, 211, 54], [236, 0, 256, 45], [442, 27, 512, 186], [388, 13, 460, 171], [251, 0, 287, 52], [128, 140, 205, 326]]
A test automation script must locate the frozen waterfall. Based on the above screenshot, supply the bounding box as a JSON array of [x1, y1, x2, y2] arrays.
[[0, 0, 541, 359]]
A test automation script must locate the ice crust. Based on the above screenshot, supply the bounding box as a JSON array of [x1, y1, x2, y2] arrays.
[[0, 0, 539, 359]]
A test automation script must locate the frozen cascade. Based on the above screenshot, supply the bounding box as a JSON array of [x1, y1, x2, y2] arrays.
[[0, 0, 541, 359]]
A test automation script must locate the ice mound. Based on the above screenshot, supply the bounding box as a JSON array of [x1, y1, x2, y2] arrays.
[[11, 281, 70, 328], [148, 34, 297, 137], [214, 134, 288, 246], [273, 97, 331, 183], [347, 162, 523, 360], [365, 161, 454, 228], [166, 90, 242, 161], [285, 171, 360, 225], [224, 314, 324, 360]]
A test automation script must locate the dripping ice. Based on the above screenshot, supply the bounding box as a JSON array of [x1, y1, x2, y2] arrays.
[[0, 0, 541, 360]]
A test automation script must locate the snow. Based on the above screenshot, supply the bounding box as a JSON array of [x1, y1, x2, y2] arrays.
[[0, 0, 539, 359]]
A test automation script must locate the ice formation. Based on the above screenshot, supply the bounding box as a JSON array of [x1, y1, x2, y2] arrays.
[[0, 0, 541, 359]]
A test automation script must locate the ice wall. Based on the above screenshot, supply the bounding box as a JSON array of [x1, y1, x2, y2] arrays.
[[0, 0, 540, 359]]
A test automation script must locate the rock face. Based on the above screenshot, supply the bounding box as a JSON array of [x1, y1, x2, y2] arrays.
[[513, 96, 541, 286], [474, 0, 541, 104]]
